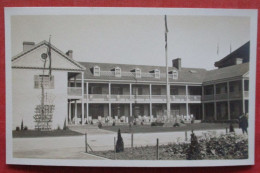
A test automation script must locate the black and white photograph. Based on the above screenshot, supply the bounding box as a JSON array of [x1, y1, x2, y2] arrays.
[[5, 7, 257, 167]]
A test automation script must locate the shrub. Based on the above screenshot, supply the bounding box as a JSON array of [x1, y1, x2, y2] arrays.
[[112, 121, 116, 126], [57, 125, 61, 131], [186, 131, 202, 160], [180, 119, 185, 124], [116, 129, 124, 152], [151, 122, 164, 126], [15, 126, 20, 131], [173, 123, 180, 127], [141, 122, 144, 126], [98, 122, 102, 128], [133, 121, 137, 126], [90, 121, 93, 125], [205, 134, 248, 159], [63, 119, 67, 130], [23, 126, 28, 131], [21, 119, 24, 131]]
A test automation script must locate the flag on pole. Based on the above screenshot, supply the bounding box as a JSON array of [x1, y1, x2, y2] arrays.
[[164, 15, 168, 48], [230, 43, 232, 53]]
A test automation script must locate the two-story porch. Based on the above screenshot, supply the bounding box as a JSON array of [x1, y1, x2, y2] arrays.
[[202, 78, 249, 121], [67, 80, 203, 124]]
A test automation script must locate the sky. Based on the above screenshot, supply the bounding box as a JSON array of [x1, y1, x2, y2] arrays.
[[11, 15, 250, 70]]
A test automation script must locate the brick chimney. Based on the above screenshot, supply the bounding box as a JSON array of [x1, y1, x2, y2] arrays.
[[66, 50, 73, 59], [23, 41, 35, 52], [234, 58, 243, 65], [172, 58, 182, 70]]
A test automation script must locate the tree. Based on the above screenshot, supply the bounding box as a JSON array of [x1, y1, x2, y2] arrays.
[[186, 131, 202, 160], [116, 129, 124, 152], [21, 119, 24, 131]]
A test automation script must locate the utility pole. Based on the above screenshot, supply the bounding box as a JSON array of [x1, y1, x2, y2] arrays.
[[165, 15, 170, 120]]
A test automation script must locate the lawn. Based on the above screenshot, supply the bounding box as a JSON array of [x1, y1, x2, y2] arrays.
[[13, 129, 83, 138], [102, 123, 238, 133]]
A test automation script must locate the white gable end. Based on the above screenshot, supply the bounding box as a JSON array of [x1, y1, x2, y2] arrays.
[[12, 44, 84, 71]]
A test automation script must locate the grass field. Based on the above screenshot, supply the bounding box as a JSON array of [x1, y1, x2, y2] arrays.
[[13, 129, 83, 138], [102, 123, 238, 133]]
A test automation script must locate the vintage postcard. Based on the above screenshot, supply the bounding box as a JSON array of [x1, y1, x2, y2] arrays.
[[5, 7, 257, 167]]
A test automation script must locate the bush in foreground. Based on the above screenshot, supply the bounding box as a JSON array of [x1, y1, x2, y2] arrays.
[[186, 131, 202, 160], [116, 129, 124, 153], [92, 133, 248, 160]]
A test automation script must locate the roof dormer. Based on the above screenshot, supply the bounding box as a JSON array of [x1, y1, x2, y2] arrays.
[[111, 67, 121, 77], [169, 70, 178, 80], [150, 69, 160, 79], [131, 68, 141, 78], [93, 66, 100, 76]]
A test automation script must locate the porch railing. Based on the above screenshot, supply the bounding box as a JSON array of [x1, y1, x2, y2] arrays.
[[215, 93, 228, 100], [202, 94, 214, 101], [67, 87, 82, 96], [244, 91, 249, 99], [229, 92, 242, 99], [171, 95, 187, 101], [188, 95, 201, 101], [88, 94, 109, 101]]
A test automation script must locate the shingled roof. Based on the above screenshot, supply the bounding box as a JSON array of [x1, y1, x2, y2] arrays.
[[204, 62, 249, 83], [79, 62, 207, 84]]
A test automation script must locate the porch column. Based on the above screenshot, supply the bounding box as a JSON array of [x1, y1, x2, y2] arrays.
[[109, 82, 111, 118], [202, 103, 205, 120], [75, 100, 77, 125], [109, 103, 112, 118], [202, 86, 205, 120], [130, 83, 132, 117], [81, 72, 84, 125], [130, 103, 132, 117], [242, 79, 245, 114], [227, 82, 231, 120], [68, 100, 71, 123], [86, 82, 89, 122], [149, 84, 152, 118], [214, 84, 217, 120], [186, 85, 189, 116]]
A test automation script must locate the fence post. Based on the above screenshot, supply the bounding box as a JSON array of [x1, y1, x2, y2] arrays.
[[114, 137, 116, 160], [131, 132, 134, 148], [156, 138, 159, 160], [85, 133, 88, 153], [185, 130, 188, 141], [226, 127, 228, 134]]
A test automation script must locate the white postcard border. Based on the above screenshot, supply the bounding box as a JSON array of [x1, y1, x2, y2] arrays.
[[5, 7, 258, 167]]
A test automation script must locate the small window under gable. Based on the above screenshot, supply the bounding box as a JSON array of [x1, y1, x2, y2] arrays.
[[172, 70, 178, 80], [154, 69, 160, 78], [135, 68, 141, 78], [114, 67, 121, 77], [93, 66, 100, 76]]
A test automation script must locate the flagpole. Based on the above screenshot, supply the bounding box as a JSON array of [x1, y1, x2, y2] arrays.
[[164, 15, 170, 120]]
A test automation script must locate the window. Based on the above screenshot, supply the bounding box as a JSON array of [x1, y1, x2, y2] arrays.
[[34, 75, 54, 89], [115, 67, 121, 77], [172, 70, 178, 80], [135, 68, 141, 78], [93, 66, 100, 76], [154, 69, 160, 78]]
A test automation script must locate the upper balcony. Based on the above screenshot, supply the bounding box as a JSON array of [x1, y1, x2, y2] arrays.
[[80, 93, 201, 103]]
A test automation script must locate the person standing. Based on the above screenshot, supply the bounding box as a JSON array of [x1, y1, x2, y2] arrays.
[[239, 113, 248, 134]]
